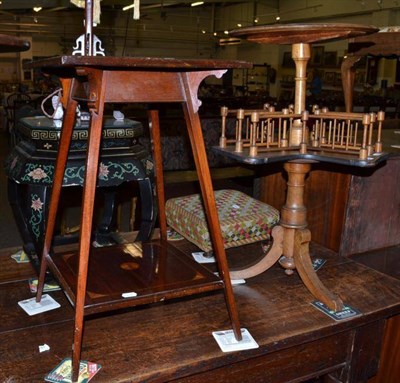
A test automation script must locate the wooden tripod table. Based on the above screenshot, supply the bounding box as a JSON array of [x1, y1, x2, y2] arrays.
[[221, 23, 384, 312], [25, 56, 251, 382]]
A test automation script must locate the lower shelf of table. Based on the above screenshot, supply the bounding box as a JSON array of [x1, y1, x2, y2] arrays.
[[46, 240, 223, 315]]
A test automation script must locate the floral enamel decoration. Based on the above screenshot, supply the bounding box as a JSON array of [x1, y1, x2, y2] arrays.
[[98, 162, 109, 179], [31, 197, 44, 212], [28, 167, 48, 180]]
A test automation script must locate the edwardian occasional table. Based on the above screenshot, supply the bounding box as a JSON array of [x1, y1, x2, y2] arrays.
[[214, 23, 387, 313], [25, 55, 251, 381]]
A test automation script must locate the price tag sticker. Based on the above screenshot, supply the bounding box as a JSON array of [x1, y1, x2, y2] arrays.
[[192, 251, 215, 264], [212, 328, 259, 352], [311, 301, 361, 321]]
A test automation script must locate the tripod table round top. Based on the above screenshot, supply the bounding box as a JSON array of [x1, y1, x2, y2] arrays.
[[229, 23, 379, 44]]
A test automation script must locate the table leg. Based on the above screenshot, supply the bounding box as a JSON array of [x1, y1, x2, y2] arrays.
[[136, 177, 155, 241], [36, 87, 78, 301], [294, 228, 343, 311], [181, 73, 242, 341], [229, 225, 284, 280], [341, 55, 362, 113], [94, 187, 117, 245], [71, 75, 107, 382], [148, 109, 167, 240]]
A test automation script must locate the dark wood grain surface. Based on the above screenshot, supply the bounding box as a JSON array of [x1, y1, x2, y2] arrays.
[[0, 246, 36, 284], [340, 157, 400, 256], [372, 315, 400, 383], [229, 23, 378, 44], [1, 239, 400, 382], [0, 34, 30, 53], [24, 55, 252, 70], [347, 31, 400, 56], [351, 245, 400, 383], [49, 240, 224, 314]]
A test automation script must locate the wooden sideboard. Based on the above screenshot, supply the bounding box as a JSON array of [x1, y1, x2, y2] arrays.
[[2, 238, 400, 382]]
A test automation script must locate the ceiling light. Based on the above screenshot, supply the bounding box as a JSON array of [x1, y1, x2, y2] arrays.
[[254, 18, 259, 23], [276, 15, 280, 21], [33, 7, 42, 12], [224, 30, 229, 35], [123, 3, 135, 11], [202, 30, 206, 34], [237, 23, 242, 27], [213, 32, 217, 36], [191, 1, 204, 6]]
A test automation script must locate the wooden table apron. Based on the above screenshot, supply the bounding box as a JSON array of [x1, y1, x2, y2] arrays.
[[25, 57, 251, 381]]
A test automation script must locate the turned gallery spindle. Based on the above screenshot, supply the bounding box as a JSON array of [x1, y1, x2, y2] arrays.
[[367, 112, 375, 156], [375, 110, 384, 153], [249, 111, 259, 157], [220, 106, 228, 148], [300, 111, 308, 154], [235, 108, 244, 152]]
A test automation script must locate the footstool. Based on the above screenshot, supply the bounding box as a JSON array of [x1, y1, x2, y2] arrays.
[[165, 189, 280, 253]]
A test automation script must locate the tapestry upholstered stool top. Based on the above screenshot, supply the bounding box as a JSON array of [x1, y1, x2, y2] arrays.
[[165, 189, 280, 253]]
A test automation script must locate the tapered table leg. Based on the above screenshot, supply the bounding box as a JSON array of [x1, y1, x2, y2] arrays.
[[71, 71, 107, 382], [181, 73, 242, 341], [341, 55, 362, 113], [148, 109, 168, 241], [36, 81, 78, 301]]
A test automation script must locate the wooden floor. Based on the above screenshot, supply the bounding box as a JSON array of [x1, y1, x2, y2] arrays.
[[1, 238, 400, 382]]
